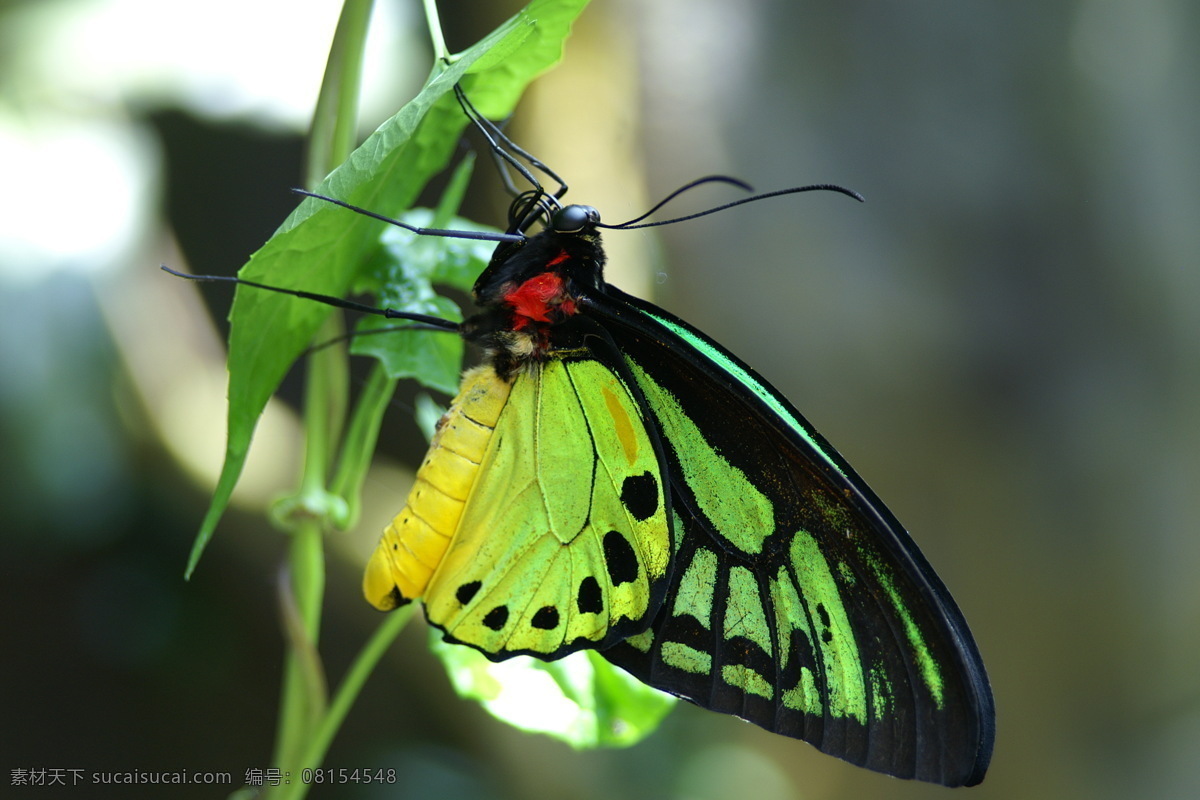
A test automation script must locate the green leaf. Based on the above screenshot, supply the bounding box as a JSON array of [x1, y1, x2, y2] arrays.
[[374, 209, 500, 293], [184, 0, 592, 577], [429, 631, 676, 748], [461, 0, 592, 118], [348, 209, 497, 396]]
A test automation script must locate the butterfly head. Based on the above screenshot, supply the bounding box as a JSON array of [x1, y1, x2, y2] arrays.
[[549, 204, 600, 233]]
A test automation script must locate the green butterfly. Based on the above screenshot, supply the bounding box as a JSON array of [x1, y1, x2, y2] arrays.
[[357, 176, 995, 783]]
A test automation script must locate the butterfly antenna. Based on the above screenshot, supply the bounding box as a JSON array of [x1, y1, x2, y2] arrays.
[[601, 182, 864, 231], [608, 175, 755, 228], [290, 189, 524, 243], [161, 265, 461, 332]]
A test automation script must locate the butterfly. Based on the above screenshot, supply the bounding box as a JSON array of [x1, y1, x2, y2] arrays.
[[162, 89, 993, 783], [351, 133, 995, 784]]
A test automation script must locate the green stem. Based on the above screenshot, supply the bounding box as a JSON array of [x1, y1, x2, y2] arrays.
[[269, 314, 343, 777], [274, 606, 417, 800], [423, 0, 449, 61], [307, 0, 377, 187], [268, 0, 375, 792], [330, 363, 399, 530], [269, 521, 328, 773]]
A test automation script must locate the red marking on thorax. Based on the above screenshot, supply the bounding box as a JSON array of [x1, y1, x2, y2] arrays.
[[503, 269, 577, 331]]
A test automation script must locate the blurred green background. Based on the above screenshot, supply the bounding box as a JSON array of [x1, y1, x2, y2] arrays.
[[3, 0, 1198, 798]]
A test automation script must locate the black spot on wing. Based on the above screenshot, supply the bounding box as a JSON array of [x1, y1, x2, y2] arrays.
[[779, 625, 819, 701], [816, 602, 834, 644], [603, 531, 638, 586], [531, 605, 560, 630], [577, 576, 603, 614], [456, 581, 481, 605], [620, 471, 659, 521], [816, 603, 831, 628], [482, 605, 508, 631]]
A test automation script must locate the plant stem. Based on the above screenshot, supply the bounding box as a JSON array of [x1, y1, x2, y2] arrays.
[[269, 312, 345, 778], [330, 363, 399, 530], [269, 518, 328, 773], [308, 0, 377, 187], [423, 0, 449, 60], [268, 0, 375, 793], [271, 606, 416, 800]]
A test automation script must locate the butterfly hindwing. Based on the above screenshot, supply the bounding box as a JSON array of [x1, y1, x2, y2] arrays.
[[589, 288, 994, 787], [367, 326, 673, 661]]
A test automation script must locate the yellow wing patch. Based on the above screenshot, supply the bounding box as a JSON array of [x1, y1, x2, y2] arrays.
[[364, 358, 671, 660]]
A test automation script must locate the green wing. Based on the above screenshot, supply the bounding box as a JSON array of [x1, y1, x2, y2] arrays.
[[587, 288, 994, 787], [422, 354, 672, 660]]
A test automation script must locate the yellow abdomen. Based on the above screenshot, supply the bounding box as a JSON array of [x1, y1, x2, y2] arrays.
[[362, 366, 511, 610]]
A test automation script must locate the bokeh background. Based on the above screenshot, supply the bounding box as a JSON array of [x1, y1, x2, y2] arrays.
[[3, 0, 1198, 798]]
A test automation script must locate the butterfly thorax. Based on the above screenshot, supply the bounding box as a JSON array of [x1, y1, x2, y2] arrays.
[[464, 210, 606, 380]]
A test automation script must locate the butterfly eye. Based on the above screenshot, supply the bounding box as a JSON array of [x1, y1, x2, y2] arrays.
[[552, 204, 600, 233]]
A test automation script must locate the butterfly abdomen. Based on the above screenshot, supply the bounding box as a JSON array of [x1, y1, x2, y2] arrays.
[[362, 366, 512, 610]]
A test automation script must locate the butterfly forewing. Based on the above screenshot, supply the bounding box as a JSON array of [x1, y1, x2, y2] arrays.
[[588, 288, 994, 787]]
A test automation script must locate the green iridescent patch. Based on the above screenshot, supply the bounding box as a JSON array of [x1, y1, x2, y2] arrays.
[[724, 565, 773, 658], [861, 548, 945, 708], [628, 362, 773, 556], [672, 548, 717, 627], [791, 531, 867, 723]]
